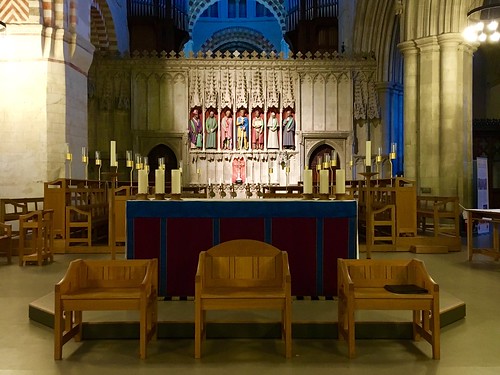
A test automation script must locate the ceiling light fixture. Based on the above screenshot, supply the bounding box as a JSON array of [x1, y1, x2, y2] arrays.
[[463, 4, 500, 43]]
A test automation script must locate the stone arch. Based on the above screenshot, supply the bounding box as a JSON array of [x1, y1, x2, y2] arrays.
[[201, 26, 278, 53], [90, 0, 119, 53], [401, 0, 473, 41], [188, 0, 287, 35]]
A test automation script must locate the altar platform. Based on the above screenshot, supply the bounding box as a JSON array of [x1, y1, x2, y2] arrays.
[[29, 290, 465, 341]]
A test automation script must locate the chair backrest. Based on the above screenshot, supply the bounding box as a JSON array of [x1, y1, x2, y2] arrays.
[[203, 239, 284, 288], [340, 259, 413, 288], [79, 259, 157, 289]]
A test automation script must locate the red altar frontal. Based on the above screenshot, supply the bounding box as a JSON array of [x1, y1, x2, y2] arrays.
[[126, 199, 358, 297]]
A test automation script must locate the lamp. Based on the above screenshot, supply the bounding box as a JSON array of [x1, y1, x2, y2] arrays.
[[463, 3, 500, 43], [0, 21, 6, 32]]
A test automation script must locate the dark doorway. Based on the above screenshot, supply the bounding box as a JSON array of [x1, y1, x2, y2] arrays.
[[309, 144, 340, 184], [147, 144, 178, 186]]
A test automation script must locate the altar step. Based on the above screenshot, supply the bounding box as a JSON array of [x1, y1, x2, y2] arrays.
[[29, 290, 465, 340]]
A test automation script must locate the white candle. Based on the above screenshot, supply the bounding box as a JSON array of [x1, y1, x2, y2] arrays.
[[319, 169, 329, 194], [303, 169, 313, 194], [110, 141, 117, 167], [365, 141, 371, 166], [391, 142, 397, 154], [81, 147, 87, 163], [138, 169, 148, 194], [336, 169, 346, 194], [155, 169, 165, 194], [171, 169, 181, 194]]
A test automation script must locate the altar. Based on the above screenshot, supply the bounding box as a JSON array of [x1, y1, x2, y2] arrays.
[[126, 199, 358, 297]]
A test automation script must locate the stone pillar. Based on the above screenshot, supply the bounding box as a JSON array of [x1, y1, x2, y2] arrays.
[[459, 42, 476, 209], [398, 41, 418, 181], [0, 20, 93, 197], [437, 34, 463, 197]]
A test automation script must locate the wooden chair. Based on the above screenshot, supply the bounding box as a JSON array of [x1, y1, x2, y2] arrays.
[[54, 258, 158, 360], [18, 210, 54, 266], [338, 258, 440, 359], [0, 222, 12, 264], [195, 239, 292, 359]]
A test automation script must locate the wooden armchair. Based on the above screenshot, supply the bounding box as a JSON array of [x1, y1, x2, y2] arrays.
[[0, 222, 12, 264], [338, 258, 440, 359], [54, 258, 158, 360], [195, 239, 292, 359]]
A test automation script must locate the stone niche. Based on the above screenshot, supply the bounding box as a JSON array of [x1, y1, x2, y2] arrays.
[[88, 50, 378, 186]]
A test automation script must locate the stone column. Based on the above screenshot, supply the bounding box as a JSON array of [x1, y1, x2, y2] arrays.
[[415, 36, 441, 195], [437, 34, 463, 197], [459, 42, 476, 209], [398, 41, 418, 181]]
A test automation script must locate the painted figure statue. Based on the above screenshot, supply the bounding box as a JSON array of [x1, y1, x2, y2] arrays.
[[252, 109, 264, 150], [205, 110, 218, 149], [236, 109, 249, 150], [189, 109, 203, 149], [282, 110, 295, 150], [221, 109, 233, 150], [267, 111, 279, 149]]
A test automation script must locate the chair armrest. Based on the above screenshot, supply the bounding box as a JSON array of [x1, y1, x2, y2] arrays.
[[55, 259, 84, 295], [337, 259, 354, 297], [140, 259, 158, 296], [195, 252, 206, 287], [67, 206, 91, 218], [282, 251, 292, 286], [409, 259, 439, 294]]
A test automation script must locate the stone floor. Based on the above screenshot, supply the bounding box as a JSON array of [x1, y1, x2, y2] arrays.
[[1, 241, 500, 375]]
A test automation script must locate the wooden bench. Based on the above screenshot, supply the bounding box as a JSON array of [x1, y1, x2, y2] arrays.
[[195, 239, 292, 359], [65, 203, 108, 247], [417, 196, 460, 237], [54, 258, 158, 360], [0, 198, 44, 224], [0, 222, 12, 264], [337, 258, 440, 359]]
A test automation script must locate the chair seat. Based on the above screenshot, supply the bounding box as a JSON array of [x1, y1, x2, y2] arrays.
[[354, 287, 433, 300], [61, 288, 142, 300], [201, 287, 286, 299]]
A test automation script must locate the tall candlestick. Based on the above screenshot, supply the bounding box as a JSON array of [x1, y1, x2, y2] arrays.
[[110, 141, 117, 167], [365, 141, 372, 166], [138, 169, 148, 194], [336, 169, 346, 194], [155, 169, 165, 194], [319, 169, 329, 194], [171, 169, 181, 194], [303, 169, 313, 194], [81, 147, 88, 163], [65, 143, 72, 161]]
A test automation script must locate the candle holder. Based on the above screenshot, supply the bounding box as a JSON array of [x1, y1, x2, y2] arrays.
[[335, 193, 348, 201], [302, 193, 314, 200], [245, 183, 252, 198], [208, 184, 215, 198], [66, 153, 73, 181], [389, 152, 396, 179], [230, 184, 237, 198], [219, 183, 226, 198], [154, 193, 165, 201], [318, 193, 330, 201], [136, 193, 148, 201], [170, 193, 182, 201]]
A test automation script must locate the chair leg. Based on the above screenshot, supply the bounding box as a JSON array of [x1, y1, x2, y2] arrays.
[[140, 304, 147, 359], [284, 300, 292, 359], [54, 300, 63, 360], [347, 301, 355, 359], [194, 302, 202, 359], [432, 304, 441, 359]]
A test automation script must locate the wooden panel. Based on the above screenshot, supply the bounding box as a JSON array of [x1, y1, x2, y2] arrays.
[[234, 256, 254, 279]]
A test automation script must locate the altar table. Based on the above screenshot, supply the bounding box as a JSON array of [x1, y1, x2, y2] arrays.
[[126, 199, 358, 297], [466, 208, 500, 261]]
